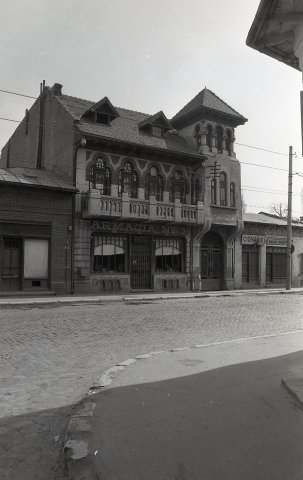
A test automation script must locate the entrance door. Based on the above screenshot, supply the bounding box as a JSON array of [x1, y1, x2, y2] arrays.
[[2, 238, 22, 291], [201, 232, 222, 291], [130, 236, 152, 289], [242, 247, 259, 285]]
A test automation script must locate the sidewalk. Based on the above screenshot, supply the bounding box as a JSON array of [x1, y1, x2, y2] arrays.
[[65, 333, 303, 480], [1, 286, 303, 306]]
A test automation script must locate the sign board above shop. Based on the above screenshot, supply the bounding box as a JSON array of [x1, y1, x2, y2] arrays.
[[242, 235, 287, 247], [80, 219, 188, 236]]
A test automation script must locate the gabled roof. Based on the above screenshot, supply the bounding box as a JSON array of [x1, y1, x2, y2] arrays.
[[55, 94, 199, 156], [172, 88, 247, 124], [81, 96, 120, 120], [139, 111, 173, 130], [0, 167, 75, 192]]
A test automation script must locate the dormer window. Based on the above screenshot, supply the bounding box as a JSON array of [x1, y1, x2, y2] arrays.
[[96, 112, 110, 125], [151, 125, 163, 138], [139, 111, 172, 138], [81, 97, 119, 126]]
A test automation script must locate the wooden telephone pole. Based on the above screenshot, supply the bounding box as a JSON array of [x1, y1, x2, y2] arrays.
[[286, 146, 293, 290]]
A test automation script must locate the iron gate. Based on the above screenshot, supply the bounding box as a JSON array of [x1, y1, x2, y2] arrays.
[[130, 236, 152, 289]]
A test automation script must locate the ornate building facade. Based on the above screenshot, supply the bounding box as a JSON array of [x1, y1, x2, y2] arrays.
[[9, 82, 299, 294]]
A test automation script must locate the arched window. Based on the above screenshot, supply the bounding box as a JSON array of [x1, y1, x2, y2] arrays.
[[215, 126, 224, 153], [211, 178, 217, 205], [169, 170, 187, 204], [145, 166, 163, 201], [226, 130, 232, 156], [206, 125, 212, 150], [191, 177, 200, 205], [230, 182, 236, 207], [118, 161, 138, 198], [89, 157, 111, 195], [194, 124, 202, 148], [220, 172, 227, 206]]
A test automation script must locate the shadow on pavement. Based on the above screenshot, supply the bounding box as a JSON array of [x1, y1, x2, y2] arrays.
[[90, 351, 303, 480], [0, 403, 75, 480]]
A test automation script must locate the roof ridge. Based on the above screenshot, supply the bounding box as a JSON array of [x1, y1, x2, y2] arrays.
[[204, 87, 244, 118]]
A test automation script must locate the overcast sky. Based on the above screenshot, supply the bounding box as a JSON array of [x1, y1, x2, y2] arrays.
[[1, 0, 302, 216]]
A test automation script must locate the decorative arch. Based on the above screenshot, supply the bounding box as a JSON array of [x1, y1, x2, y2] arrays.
[[194, 123, 202, 148], [206, 124, 213, 150], [215, 125, 224, 153], [145, 165, 164, 201], [169, 168, 188, 204], [225, 129, 233, 156], [88, 156, 111, 195], [118, 160, 138, 198]]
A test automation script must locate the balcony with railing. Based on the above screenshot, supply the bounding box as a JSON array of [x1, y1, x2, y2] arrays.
[[83, 190, 205, 224]]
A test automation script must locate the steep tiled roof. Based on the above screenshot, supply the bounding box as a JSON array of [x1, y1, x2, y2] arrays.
[[172, 88, 247, 122], [55, 94, 198, 156], [0, 167, 75, 191]]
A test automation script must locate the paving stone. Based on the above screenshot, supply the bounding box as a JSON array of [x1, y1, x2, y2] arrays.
[[1, 294, 303, 478]]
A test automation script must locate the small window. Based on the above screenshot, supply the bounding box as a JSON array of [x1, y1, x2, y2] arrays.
[[230, 182, 236, 207], [220, 172, 227, 206], [194, 124, 202, 147], [211, 178, 217, 205], [226, 130, 233, 156], [191, 177, 200, 205], [93, 235, 127, 273], [215, 126, 224, 153], [96, 112, 110, 125], [206, 125, 212, 150], [151, 125, 163, 138]]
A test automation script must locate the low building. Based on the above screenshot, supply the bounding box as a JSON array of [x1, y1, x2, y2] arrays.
[[0, 167, 74, 294], [241, 212, 303, 288]]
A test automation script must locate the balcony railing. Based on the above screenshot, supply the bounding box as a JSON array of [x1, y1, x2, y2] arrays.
[[84, 190, 205, 224]]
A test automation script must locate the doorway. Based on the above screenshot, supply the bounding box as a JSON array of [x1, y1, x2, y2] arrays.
[[130, 236, 152, 289], [200, 232, 223, 290], [2, 238, 22, 291]]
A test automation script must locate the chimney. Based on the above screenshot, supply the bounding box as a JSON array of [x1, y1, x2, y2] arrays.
[[51, 83, 63, 96]]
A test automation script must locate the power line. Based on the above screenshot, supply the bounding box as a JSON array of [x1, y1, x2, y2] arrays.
[[0, 89, 37, 99], [0, 117, 20, 123], [1, 114, 303, 170]]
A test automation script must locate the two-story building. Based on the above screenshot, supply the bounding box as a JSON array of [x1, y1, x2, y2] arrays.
[[1, 83, 247, 294]]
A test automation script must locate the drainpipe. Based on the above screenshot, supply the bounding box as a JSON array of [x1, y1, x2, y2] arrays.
[[70, 137, 87, 294]]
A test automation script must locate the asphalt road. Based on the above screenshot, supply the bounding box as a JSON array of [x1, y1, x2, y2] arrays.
[[1, 293, 303, 479], [92, 351, 303, 480]]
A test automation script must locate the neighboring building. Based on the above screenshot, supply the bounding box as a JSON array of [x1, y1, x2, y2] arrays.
[[241, 212, 303, 288], [246, 1, 303, 150], [0, 83, 247, 293], [0, 167, 74, 294], [246, 0, 303, 73]]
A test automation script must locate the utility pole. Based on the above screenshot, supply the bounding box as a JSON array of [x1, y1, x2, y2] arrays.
[[286, 146, 293, 290]]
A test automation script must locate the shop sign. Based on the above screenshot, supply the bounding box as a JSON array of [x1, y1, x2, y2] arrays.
[[266, 236, 287, 247], [242, 235, 265, 245], [89, 220, 187, 235]]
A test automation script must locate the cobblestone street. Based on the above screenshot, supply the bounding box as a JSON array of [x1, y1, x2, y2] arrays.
[[1, 293, 303, 479]]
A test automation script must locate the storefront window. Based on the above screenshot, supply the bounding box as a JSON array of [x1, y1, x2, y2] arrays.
[[24, 239, 49, 278], [155, 238, 184, 273], [93, 235, 126, 273]]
